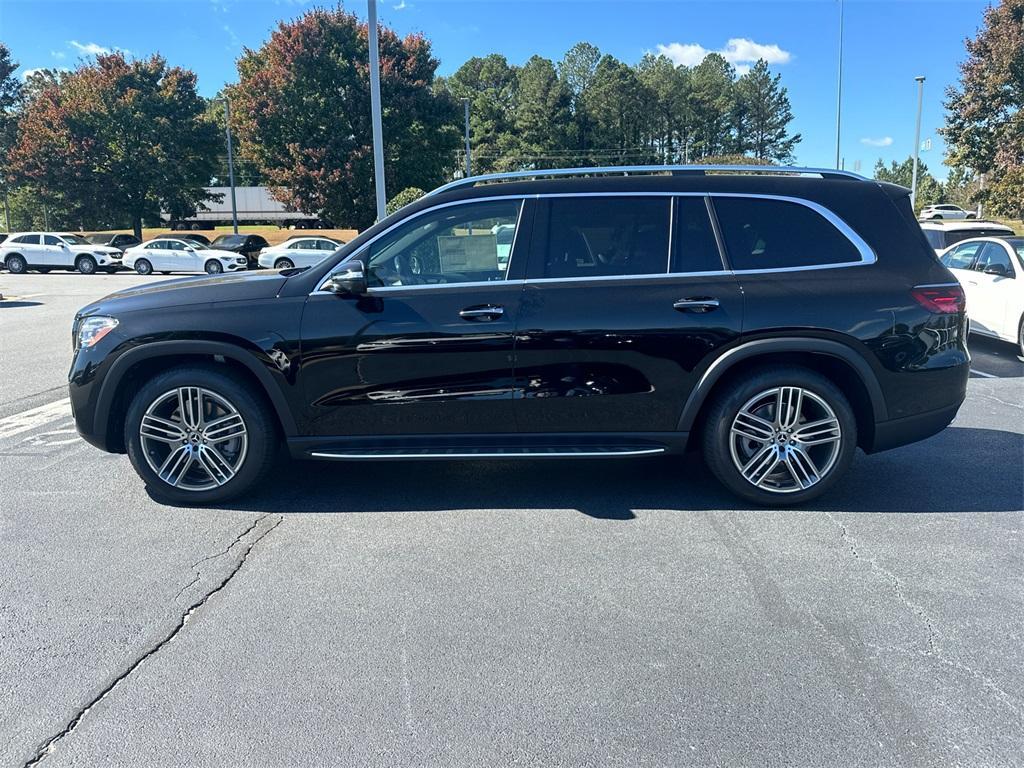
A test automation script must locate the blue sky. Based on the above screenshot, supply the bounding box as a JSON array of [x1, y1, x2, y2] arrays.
[[1, 0, 990, 179]]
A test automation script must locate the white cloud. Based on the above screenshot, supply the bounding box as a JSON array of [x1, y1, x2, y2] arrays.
[[656, 38, 792, 70], [50, 50, 66, 60], [69, 40, 111, 56], [21, 67, 46, 81], [394, 0, 407, 8], [860, 136, 894, 147]]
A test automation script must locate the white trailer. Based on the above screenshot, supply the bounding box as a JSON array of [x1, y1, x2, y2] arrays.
[[164, 187, 323, 228]]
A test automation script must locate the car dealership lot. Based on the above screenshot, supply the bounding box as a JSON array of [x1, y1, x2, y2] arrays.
[[1, 273, 1022, 766]]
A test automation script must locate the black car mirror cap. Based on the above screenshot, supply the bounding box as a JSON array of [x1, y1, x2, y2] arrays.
[[323, 261, 368, 296], [983, 264, 1010, 277]]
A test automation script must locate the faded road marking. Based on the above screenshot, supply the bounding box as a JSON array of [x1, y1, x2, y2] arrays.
[[0, 398, 72, 440]]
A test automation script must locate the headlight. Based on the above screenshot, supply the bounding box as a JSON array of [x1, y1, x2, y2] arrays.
[[78, 316, 119, 349]]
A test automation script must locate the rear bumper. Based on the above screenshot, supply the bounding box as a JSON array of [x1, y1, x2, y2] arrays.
[[867, 400, 963, 453]]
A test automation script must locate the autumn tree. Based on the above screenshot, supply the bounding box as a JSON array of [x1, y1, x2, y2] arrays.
[[10, 53, 219, 236], [231, 8, 459, 230], [942, 0, 1024, 217]]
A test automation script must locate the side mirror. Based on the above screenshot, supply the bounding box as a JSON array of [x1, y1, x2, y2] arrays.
[[323, 260, 368, 296], [185, 246, 195, 252], [983, 264, 1009, 277]]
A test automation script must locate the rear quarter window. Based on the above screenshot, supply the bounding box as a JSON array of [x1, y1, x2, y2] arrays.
[[713, 197, 862, 270]]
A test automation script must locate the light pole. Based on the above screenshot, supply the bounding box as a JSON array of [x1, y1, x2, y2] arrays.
[[367, 0, 387, 221], [834, 0, 844, 169], [219, 97, 239, 234], [911, 76, 925, 209], [462, 98, 471, 178]]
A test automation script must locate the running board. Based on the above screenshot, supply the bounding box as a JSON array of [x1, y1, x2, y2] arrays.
[[309, 445, 666, 460]]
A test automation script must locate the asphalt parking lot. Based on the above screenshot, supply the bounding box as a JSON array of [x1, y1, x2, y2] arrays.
[[1, 271, 1022, 767]]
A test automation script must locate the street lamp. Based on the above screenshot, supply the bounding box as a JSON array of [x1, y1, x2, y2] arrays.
[[462, 98, 471, 178], [911, 76, 926, 209], [367, 0, 387, 222], [217, 96, 239, 234], [834, 0, 844, 169]]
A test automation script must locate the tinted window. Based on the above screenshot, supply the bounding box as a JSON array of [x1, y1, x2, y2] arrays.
[[941, 242, 982, 270], [714, 197, 861, 270], [11, 235, 40, 245], [87, 234, 114, 244], [923, 229, 946, 249], [43, 235, 62, 246], [317, 240, 338, 250], [947, 229, 1013, 246], [672, 197, 723, 273], [534, 197, 669, 279], [974, 242, 1013, 274], [366, 200, 521, 286], [145, 241, 166, 250]]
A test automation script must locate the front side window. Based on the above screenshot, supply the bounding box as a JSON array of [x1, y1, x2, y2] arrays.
[[941, 242, 982, 270], [44, 235, 62, 246], [533, 196, 669, 279], [714, 197, 862, 270], [365, 200, 521, 287], [974, 242, 1013, 275]]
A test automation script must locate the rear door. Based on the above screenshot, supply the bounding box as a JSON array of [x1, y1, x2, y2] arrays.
[[514, 194, 744, 434]]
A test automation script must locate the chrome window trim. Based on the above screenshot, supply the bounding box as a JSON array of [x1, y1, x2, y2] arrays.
[[312, 191, 876, 294]]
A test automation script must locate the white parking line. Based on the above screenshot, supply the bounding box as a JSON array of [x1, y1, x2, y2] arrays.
[[970, 369, 998, 379], [0, 398, 73, 440]]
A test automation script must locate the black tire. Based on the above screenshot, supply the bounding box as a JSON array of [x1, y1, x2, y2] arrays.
[[5, 254, 27, 274], [205, 260, 223, 274], [135, 259, 153, 275], [1018, 316, 1023, 359], [37, 267, 51, 274], [76, 255, 97, 275], [160, 271, 171, 275], [274, 258, 294, 270], [124, 365, 278, 505], [701, 366, 857, 506], [966, 213, 977, 219]]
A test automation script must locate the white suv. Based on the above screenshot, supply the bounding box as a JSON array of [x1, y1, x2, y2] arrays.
[[919, 219, 1015, 254], [920, 204, 976, 221], [940, 236, 1024, 356], [0, 232, 124, 274]]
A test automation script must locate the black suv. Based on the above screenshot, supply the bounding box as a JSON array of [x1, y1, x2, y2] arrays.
[[69, 166, 969, 506]]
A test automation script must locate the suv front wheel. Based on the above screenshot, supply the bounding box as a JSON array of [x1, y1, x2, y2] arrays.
[[702, 366, 857, 506], [125, 366, 277, 504]]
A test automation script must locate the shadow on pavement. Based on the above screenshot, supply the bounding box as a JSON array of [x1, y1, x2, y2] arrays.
[[0, 301, 43, 309], [189, 426, 1023, 518]]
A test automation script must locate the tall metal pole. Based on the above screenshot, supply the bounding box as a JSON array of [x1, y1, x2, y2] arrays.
[[222, 97, 239, 234], [367, 0, 387, 221], [911, 76, 925, 209], [463, 98, 471, 177], [834, 0, 844, 169], [2, 187, 10, 233]]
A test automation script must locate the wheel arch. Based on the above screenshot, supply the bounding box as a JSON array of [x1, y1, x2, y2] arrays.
[[679, 337, 887, 451], [95, 340, 298, 453]]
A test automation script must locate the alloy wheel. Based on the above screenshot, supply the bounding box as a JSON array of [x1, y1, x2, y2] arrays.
[[206, 261, 223, 274], [728, 386, 842, 494], [139, 387, 248, 491]]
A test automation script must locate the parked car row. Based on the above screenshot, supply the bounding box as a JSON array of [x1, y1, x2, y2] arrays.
[[0, 231, 343, 275]]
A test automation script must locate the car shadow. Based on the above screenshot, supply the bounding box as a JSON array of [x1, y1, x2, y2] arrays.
[[183, 426, 1023, 518], [0, 300, 43, 308]]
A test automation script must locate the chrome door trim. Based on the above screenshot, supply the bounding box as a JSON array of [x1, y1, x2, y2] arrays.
[[310, 447, 666, 459]]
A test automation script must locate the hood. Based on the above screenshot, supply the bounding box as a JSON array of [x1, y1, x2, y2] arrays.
[[203, 248, 246, 260], [79, 270, 289, 317], [72, 244, 121, 256]]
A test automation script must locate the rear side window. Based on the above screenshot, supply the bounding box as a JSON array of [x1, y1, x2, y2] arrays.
[[534, 197, 669, 279], [11, 235, 40, 245], [672, 197, 723, 273], [947, 229, 1013, 246], [713, 197, 862, 270]]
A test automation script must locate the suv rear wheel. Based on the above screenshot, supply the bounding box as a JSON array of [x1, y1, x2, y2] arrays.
[[702, 366, 857, 506], [125, 366, 277, 504]]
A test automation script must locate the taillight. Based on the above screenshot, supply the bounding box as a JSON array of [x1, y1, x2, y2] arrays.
[[911, 284, 965, 314]]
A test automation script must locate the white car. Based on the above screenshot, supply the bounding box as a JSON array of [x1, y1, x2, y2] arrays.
[[122, 238, 249, 275], [919, 219, 1015, 254], [939, 236, 1024, 356], [920, 204, 976, 221], [0, 232, 123, 274], [256, 237, 341, 270]]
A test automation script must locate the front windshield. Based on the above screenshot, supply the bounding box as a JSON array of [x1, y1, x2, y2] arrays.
[[183, 240, 209, 249], [86, 234, 114, 244], [212, 235, 245, 246], [60, 233, 90, 245]]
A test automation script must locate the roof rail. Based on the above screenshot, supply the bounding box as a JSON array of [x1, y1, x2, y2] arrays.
[[429, 164, 867, 196]]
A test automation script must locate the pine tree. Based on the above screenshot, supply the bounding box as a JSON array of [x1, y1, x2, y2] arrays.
[[734, 59, 801, 163], [512, 56, 572, 169]]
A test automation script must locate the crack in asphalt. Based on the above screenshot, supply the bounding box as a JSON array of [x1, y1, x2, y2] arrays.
[[826, 512, 940, 655], [170, 518, 263, 603], [22, 514, 283, 767]]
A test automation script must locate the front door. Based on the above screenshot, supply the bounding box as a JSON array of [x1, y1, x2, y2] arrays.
[[514, 195, 744, 433], [970, 241, 1018, 338], [298, 197, 531, 436]]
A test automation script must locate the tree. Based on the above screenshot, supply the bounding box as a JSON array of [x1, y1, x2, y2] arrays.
[[9, 53, 219, 236], [636, 54, 690, 163], [0, 43, 22, 230], [874, 157, 944, 210], [942, 0, 1024, 217], [444, 54, 518, 173], [230, 7, 459, 231], [386, 186, 425, 215], [582, 55, 651, 165], [511, 56, 572, 168], [559, 42, 602, 152], [688, 54, 736, 159], [733, 60, 801, 163]]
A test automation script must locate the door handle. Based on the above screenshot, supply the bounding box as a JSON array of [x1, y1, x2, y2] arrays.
[[459, 305, 505, 321], [673, 297, 720, 313]]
